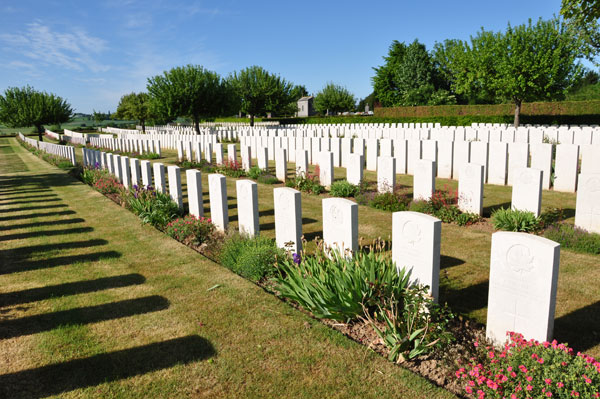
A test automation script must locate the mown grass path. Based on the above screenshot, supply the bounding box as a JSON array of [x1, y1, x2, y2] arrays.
[[0, 137, 457, 398]]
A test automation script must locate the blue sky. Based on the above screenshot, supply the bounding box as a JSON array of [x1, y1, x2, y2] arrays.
[[0, 0, 565, 114]]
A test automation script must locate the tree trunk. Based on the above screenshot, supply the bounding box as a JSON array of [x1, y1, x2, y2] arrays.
[[194, 117, 200, 134], [37, 125, 44, 142], [513, 99, 521, 128], [141, 119, 146, 134], [250, 114, 255, 127]]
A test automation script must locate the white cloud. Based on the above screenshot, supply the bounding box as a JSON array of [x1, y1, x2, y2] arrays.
[[0, 22, 109, 73]]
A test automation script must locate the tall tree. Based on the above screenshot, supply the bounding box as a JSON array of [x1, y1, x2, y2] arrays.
[[229, 66, 293, 126], [0, 86, 73, 141], [435, 18, 584, 126], [372, 39, 455, 107], [313, 83, 356, 114], [147, 65, 233, 133], [561, 0, 600, 60], [115, 92, 152, 133]]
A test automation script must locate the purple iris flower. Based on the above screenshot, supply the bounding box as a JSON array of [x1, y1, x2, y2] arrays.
[[292, 253, 301, 265]]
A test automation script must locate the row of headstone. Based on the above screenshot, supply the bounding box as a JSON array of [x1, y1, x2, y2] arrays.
[[19, 133, 76, 165]]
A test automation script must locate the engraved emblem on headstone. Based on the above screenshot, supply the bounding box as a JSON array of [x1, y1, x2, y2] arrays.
[[506, 244, 535, 274]]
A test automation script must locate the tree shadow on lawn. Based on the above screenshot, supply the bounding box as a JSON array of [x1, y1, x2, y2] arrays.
[[0, 239, 108, 261], [554, 300, 600, 353], [0, 250, 122, 275], [0, 335, 216, 399], [0, 226, 94, 242], [0, 218, 85, 232], [0, 273, 146, 307], [0, 193, 58, 202], [0, 295, 169, 339], [0, 198, 61, 207], [0, 203, 68, 214], [0, 189, 52, 196], [0, 210, 76, 223]]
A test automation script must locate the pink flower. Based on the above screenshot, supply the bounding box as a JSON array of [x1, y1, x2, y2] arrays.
[[571, 391, 580, 397], [557, 382, 564, 388], [545, 378, 552, 385], [526, 385, 533, 391]]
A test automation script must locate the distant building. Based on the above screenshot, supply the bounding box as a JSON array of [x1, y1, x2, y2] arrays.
[[297, 96, 315, 117]]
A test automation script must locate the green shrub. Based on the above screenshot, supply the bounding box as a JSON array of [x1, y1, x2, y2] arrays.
[[366, 286, 455, 362], [219, 235, 285, 281], [257, 174, 280, 184], [455, 212, 480, 226], [276, 250, 412, 322], [330, 179, 360, 197], [433, 205, 461, 223], [138, 152, 160, 160], [165, 215, 216, 246], [370, 191, 410, 212], [247, 166, 264, 180], [544, 223, 600, 254], [125, 187, 181, 229], [409, 200, 435, 214], [216, 159, 246, 178], [81, 167, 104, 185], [491, 207, 540, 232], [285, 172, 324, 194]]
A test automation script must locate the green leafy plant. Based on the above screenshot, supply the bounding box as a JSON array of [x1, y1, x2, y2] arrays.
[[257, 174, 279, 184], [456, 212, 480, 226], [370, 191, 410, 212], [125, 186, 181, 229], [276, 250, 412, 322], [219, 234, 285, 281], [491, 207, 541, 232], [544, 223, 600, 254], [215, 159, 246, 178], [330, 179, 360, 197], [247, 166, 264, 180], [285, 170, 324, 194], [165, 215, 216, 246], [365, 286, 455, 362]]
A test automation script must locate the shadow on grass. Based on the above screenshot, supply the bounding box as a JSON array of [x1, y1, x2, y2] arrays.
[[554, 300, 600, 353], [0, 198, 61, 207], [482, 201, 512, 218], [440, 255, 466, 269], [0, 218, 85, 232], [0, 189, 51, 196], [0, 203, 68, 214], [0, 335, 215, 399], [0, 194, 58, 202], [440, 280, 489, 315], [0, 273, 146, 307], [1, 227, 94, 242], [1, 250, 122, 275], [0, 210, 76, 223], [0, 238, 108, 260], [0, 295, 169, 339]]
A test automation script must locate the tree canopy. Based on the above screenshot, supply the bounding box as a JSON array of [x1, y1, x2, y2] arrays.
[[147, 65, 234, 133], [372, 40, 455, 107], [0, 86, 73, 141], [313, 83, 356, 114], [561, 0, 600, 61], [115, 92, 152, 133], [229, 66, 293, 126], [433, 18, 584, 126]]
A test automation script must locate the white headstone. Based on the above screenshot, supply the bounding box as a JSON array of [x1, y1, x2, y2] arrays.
[[167, 165, 183, 210], [257, 147, 268, 170], [413, 159, 436, 201], [236, 179, 259, 237], [121, 156, 131, 188], [486, 232, 560, 343], [377, 156, 396, 193], [186, 169, 203, 218], [458, 163, 484, 216], [130, 158, 141, 187], [508, 143, 529, 186], [141, 160, 152, 188], [392, 211, 441, 302], [366, 138, 378, 171], [574, 173, 600, 234], [347, 154, 364, 185], [227, 144, 237, 163], [512, 168, 543, 217], [437, 140, 453, 179], [208, 173, 228, 231], [274, 187, 302, 252], [275, 148, 287, 181], [488, 142, 508, 185], [319, 151, 334, 188], [530, 143, 553, 190], [452, 140, 470, 180], [322, 198, 358, 256], [241, 145, 252, 171], [394, 139, 408, 174], [295, 149, 308, 176], [470, 142, 489, 183], [554, 144, 579, 192], [153, 163, 166, 193], [215, 143, 224, 165]]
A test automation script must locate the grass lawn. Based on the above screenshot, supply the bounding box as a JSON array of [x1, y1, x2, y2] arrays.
[[83, 142, 599, 358], [0, 137, 457, 398]]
